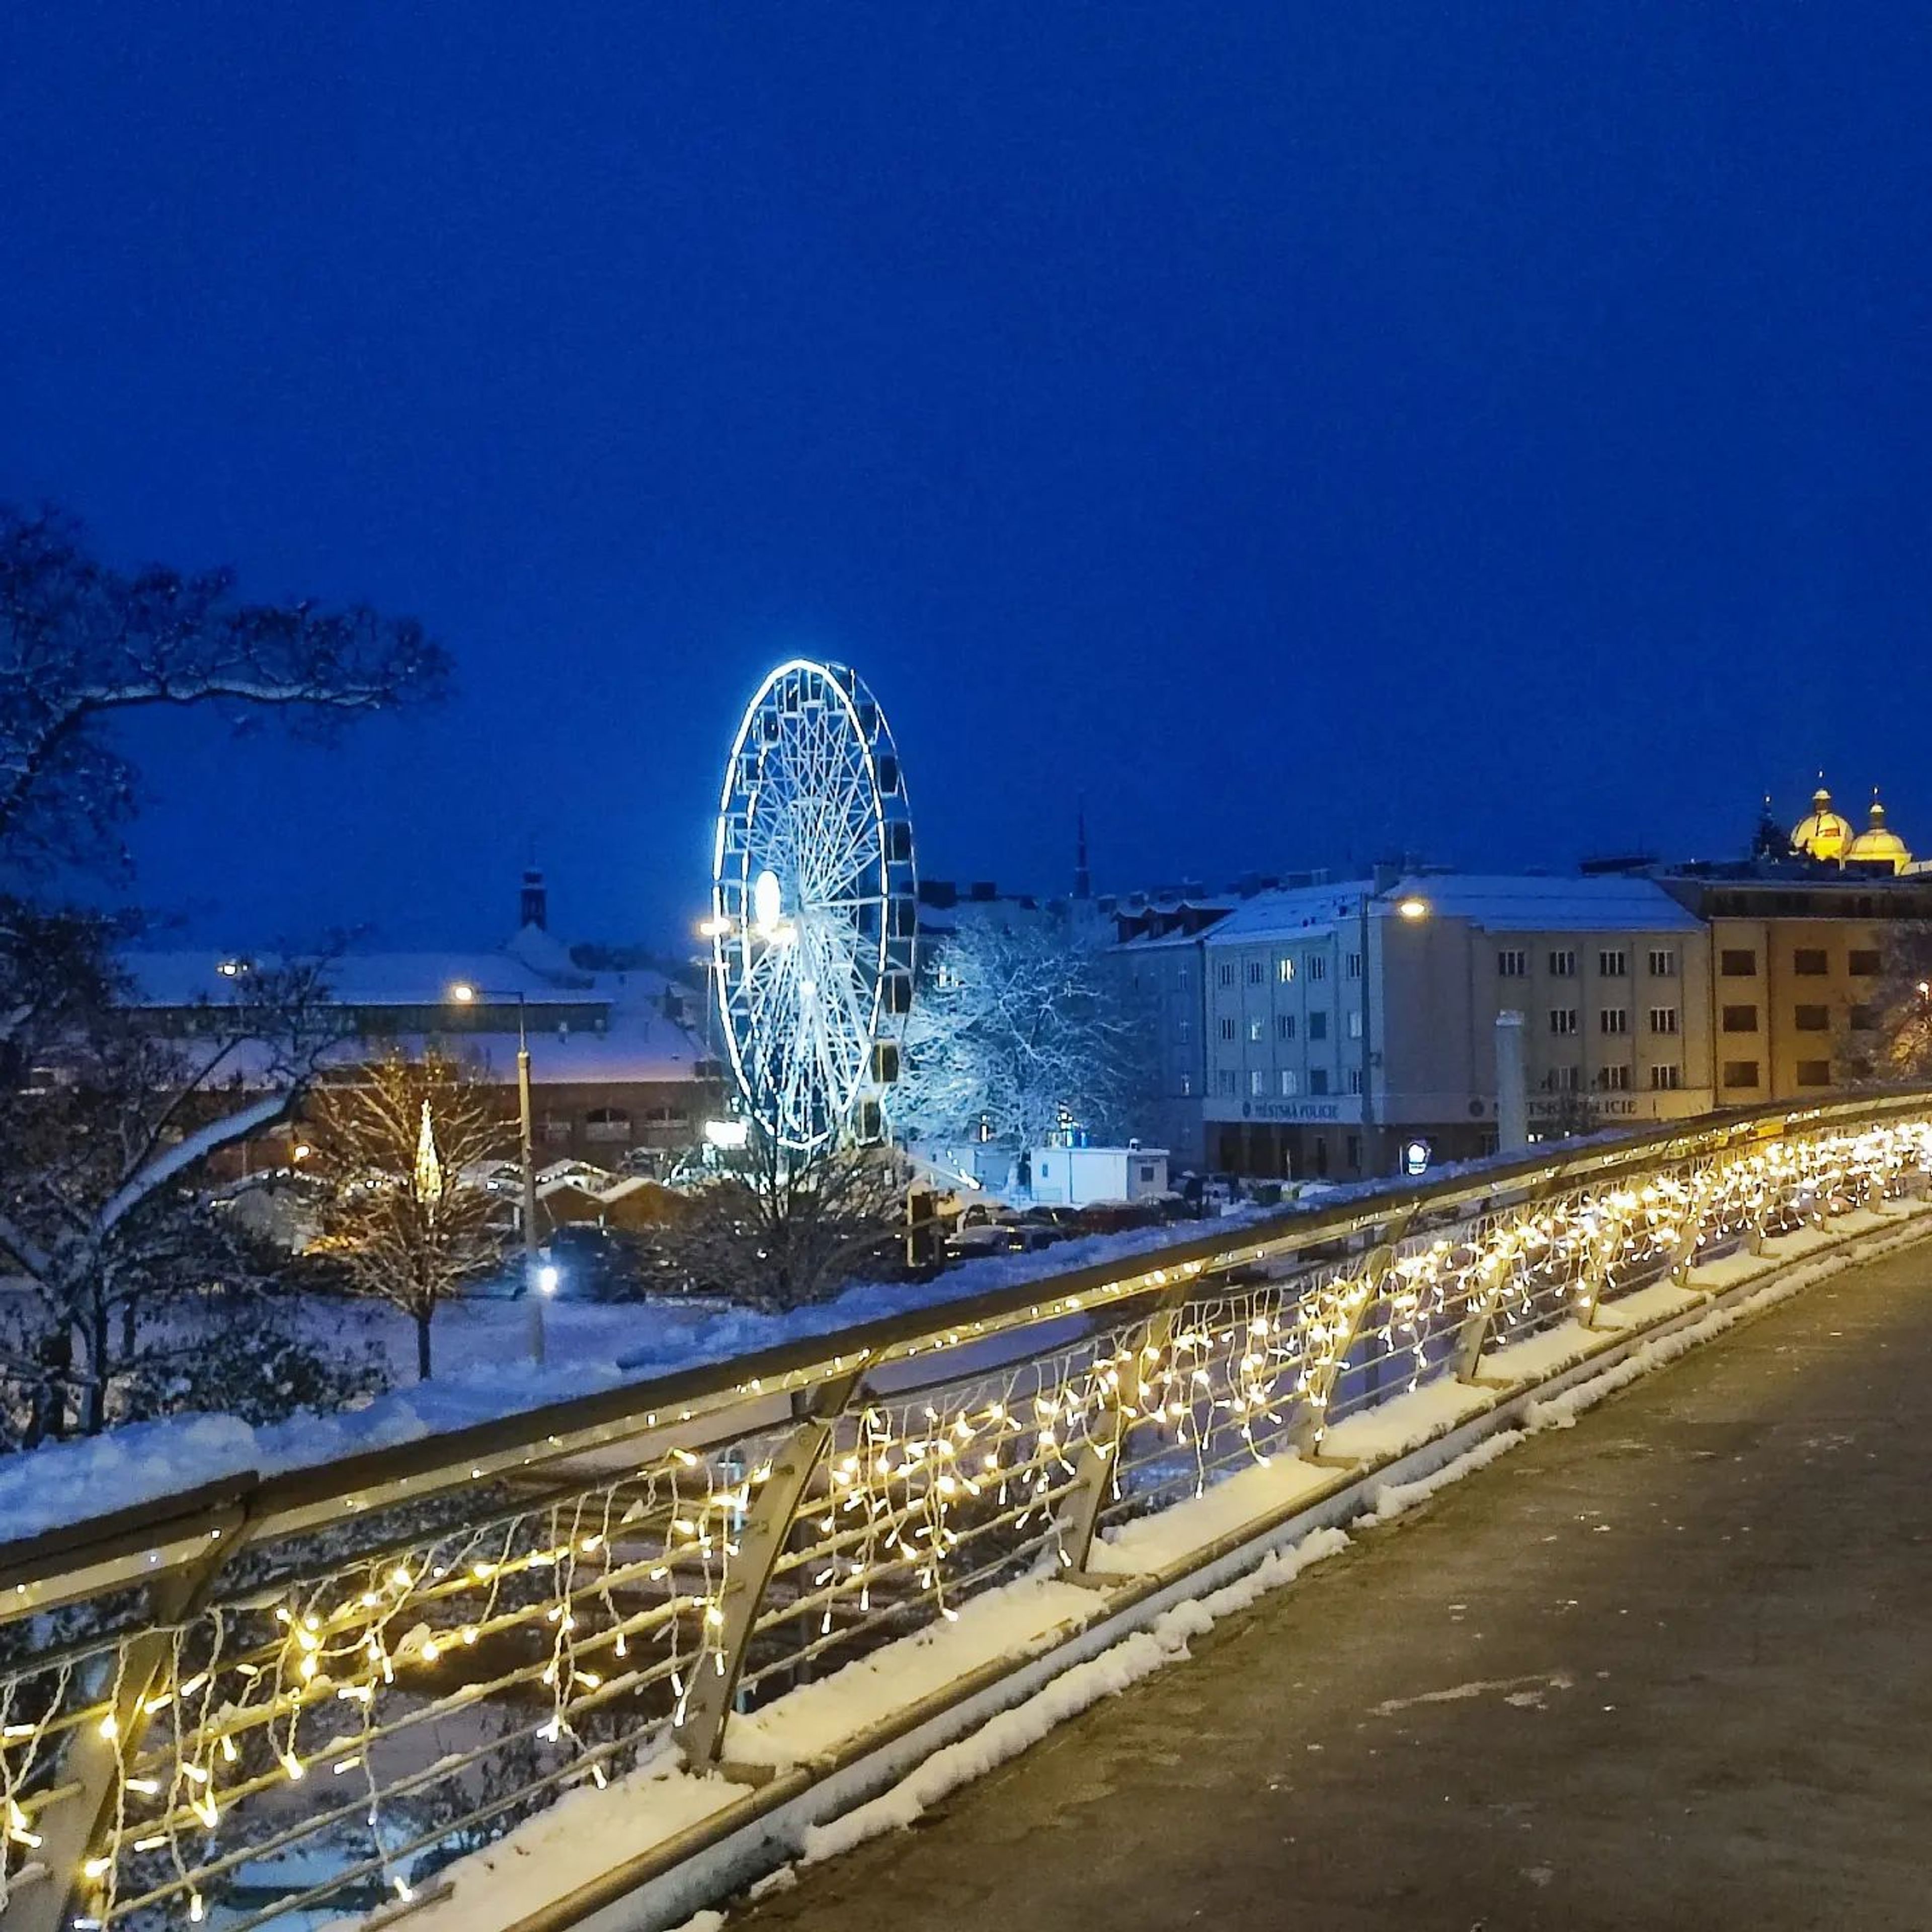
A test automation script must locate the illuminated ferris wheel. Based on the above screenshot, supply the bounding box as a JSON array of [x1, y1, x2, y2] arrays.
[[709, 659, 917, 1154]]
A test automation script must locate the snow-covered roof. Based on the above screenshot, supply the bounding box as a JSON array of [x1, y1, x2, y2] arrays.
[[1200, 880, 1373, 943], [1383, 874, 1705, 933], [123, 950, 607, 1010], [1205, 873, 1703, 943], [118, 949, 710, 1087]]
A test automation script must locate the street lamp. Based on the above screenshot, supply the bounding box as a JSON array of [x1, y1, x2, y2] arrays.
[[448, 981, 547, 1367]]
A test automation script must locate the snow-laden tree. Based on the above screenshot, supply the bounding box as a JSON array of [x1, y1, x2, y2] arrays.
[[305, 1053, 508, 1378], [1847, 924, 1932, 1082], [0, 948, 354, 1440], [0, 503, 445, 873], [0, 506, 447, 1440], [892, 916, 1154, 1150]]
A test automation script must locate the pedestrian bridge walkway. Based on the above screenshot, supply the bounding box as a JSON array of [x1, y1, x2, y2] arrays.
[[2, 1096, 1927, 1932], [735, 1237, 1932, 1932]]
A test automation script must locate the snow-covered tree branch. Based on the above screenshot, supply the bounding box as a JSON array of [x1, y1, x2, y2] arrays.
[[0, 503, 447, 872], [0, 943, 359, 1441], [892, 916, 1154, 1150]]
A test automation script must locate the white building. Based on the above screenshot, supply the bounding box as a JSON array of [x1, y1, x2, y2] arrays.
[[1029, 1144, 1170, 1206]]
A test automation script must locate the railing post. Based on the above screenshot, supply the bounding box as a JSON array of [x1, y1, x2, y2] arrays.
[[1055, 1286, 1191, 1583], [1289, 1213, 1415, 1459], [21, 1510, 246, 1932], [1453, 1243, 1516, 1382], [674, 1366, 865, 1775], [1668, 1171, 1718, 1289]]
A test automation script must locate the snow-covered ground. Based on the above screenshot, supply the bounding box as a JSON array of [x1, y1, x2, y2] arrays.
[[0, 1209, 1272, 1546]]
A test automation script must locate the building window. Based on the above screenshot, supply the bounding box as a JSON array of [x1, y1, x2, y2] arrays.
[[1278, 1069, 1299, 1097], [1849, 1003, 1876, 1032], [1346, 951, 1362, 981], [1309, 1068, 1330, 1095], [1177, 962, 1191, 987], [1721, 1060, 1760, 1088], [1249, 1069, 1267, 1096], [1598, 949, 1628, 977], [1599, 1008, 1628, 1035], [1793, 948, 1829, 976], [1178, 1073, 1193, 1097], [1721, 1004, 1759, 1033], [1216, 1069, 1238, 1097], [540, 1116, 571, 1146], [1219, 1017, 1237, 1041], [1276, 956, 1296, 984], [1849, 948, 1882, 977], [1276, 1013, 1296, 1042], [1543, 1065, 1580, 1092], [1309, 955, 1329, 982], [1648, 1007, 1679, 1035], [1347, 1069, 1364, 1094], [1346, 1134, 1361, 1168], [1218, 962, 1235, 988], [1549, 949, 1576, 977], [1498, 949, 1527, 977], [1595, 1064, 1631, 1092], [1346, 1009, 1363, 1039], [1248, 1016, 1265, 1043], [1796, 1059, 1831, 1088], [1549, 1008, 1578, 1035], [1649, 1064, 1682, 1091], [1246, 959, 1264, 986], [583, 1106, 632, 1143], [1720, 949, 1758, 977], [1307, 1010, 1328, 1041], [1794, 1004, 1830, 1032], [1648, 948, 1677, 977]]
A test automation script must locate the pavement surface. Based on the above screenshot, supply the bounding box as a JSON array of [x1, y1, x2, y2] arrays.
[[735, 1241, 1932, 1931]]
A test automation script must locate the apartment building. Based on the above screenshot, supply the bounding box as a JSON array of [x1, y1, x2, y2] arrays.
[[1118, 873, 1716, 1182]]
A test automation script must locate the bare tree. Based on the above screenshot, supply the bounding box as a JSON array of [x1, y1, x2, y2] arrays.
[[0, 502, 445, 873], [664, 1130, 906, 1312], [306, 1053, 509, 1379], [894, 917, 1153, 1150], [0, 949, 353, 1440]]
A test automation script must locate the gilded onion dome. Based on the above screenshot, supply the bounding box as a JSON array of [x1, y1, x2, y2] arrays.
[[1791, 780, 1854, 862], [1845, 791, 1911, 873]]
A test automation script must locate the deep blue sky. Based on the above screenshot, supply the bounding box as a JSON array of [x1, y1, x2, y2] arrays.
[[5, 4, 1927, 951]]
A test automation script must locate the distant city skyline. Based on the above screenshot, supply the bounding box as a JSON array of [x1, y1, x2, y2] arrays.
[[7, 4, 1926, 950]]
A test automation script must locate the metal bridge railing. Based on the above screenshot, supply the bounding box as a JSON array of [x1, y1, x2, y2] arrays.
[[3, 1090, 1930, 1932]]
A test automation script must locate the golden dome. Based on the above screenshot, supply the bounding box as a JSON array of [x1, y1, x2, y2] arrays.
[[1792, 781, 1854, 861], [1845, 791, 1911, 873]]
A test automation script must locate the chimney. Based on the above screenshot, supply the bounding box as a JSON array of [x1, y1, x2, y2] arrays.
[[521, 868, 548, 931]]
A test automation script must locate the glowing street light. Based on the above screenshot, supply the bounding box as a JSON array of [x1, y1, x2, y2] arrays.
[[1396, 896, 1430, 921], [446, 980, 544, 1367]]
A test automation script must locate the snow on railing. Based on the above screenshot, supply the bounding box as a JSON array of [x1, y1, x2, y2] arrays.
[[2, 1092, 1930, 1932]]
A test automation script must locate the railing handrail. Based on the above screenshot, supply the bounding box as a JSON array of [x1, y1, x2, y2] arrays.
[[4, 1085, 1924, 1602]]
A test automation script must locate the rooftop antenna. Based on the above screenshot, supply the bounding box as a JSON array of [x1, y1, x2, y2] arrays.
[[1074, 793, 1092, 900]]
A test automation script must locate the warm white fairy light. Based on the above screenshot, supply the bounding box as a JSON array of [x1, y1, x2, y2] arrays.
[[7, 1111, 1926, 1929]]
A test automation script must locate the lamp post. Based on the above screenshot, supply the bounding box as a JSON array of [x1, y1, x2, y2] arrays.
[[450, 982, 546, 1366]]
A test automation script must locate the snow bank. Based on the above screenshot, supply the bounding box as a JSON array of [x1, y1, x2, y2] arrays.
[[336, 1748, 750, 1932], [797, 1524, 1353, 1867], [0, 1211, 1269, 1548]]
